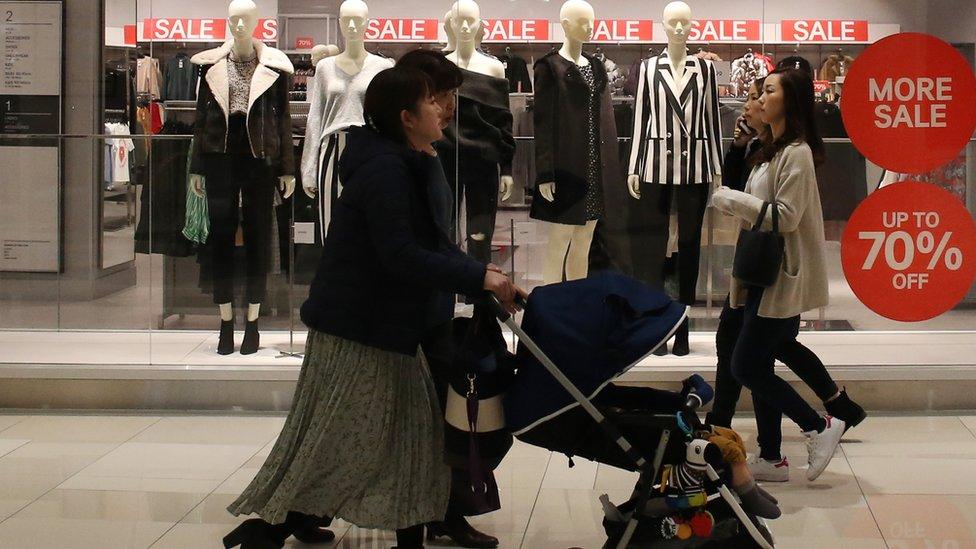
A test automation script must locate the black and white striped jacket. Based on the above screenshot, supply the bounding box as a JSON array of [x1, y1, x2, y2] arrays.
[[628, 51, 723, 185]]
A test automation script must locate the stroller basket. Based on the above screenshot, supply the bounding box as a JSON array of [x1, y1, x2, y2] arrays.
[[485, 274, 775, 549]]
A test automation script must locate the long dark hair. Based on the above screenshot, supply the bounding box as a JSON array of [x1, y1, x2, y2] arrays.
[[364, 67, 433, 145], [396, 49, 463, 93], [752, 68, 826, 166]]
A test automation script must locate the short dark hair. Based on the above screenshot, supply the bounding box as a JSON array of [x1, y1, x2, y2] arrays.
[[364, 67, 433, 145], [753, 68, 826, 167], [395, 49, 463, 93]]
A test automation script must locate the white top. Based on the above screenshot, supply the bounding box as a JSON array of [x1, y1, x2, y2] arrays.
[[301, 54, 394, 187]]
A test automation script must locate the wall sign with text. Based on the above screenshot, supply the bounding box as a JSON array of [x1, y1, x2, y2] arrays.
[[689, 20, 761, 42], [781, 20, 868, 42], [364, 18, 439, 42], [482, 19, 549, 42], [141, 18, 278, 42]]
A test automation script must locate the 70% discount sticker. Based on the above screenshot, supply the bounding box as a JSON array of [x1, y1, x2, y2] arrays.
[[841, 182, 976, 322]]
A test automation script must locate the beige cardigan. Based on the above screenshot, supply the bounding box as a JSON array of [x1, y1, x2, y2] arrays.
[[712, 142, 829, 318]]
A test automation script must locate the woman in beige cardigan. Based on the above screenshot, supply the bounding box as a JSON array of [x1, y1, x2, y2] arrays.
[[711, 69, 845, 483]]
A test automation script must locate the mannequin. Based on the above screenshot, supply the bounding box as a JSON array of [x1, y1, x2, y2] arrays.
[[310, 44, 340, 66], [438, 0, 515, 264], [531, 0, 621, 285], [301, 0, 393, 241], [189, 0, 296, 355], [626, 1, 723, 355]]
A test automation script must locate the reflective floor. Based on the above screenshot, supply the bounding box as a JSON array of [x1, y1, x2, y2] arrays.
[[0, 413, 974, 548]]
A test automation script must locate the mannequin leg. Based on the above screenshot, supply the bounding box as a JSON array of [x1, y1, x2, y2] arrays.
[[205, 153, 240, 355], [239, 159, 273, 356], [670, 185, 708, 356], [543, 223, 576, 284], [629, 183, 671, 290], [464, 160, 500, 265], [565, 220, 598, 281], [219, 303, 234, 321]]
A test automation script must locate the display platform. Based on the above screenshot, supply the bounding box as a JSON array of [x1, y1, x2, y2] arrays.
[[2, 330, 975, 412]]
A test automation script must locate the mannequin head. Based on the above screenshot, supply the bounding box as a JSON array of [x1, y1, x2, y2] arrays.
[[311, 44, 340, 65], [227, 0, 258, 43], [449, 0, 482, 46], [662, 1, 692, 46], [339, 0, 369, 42], [559, 0, 595, 44]]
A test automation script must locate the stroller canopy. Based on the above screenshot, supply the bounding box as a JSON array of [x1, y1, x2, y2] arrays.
[[504, 271, 688, 435]]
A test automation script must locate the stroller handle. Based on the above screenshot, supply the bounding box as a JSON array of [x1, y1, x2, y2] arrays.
[[485, 292, 527, 322]]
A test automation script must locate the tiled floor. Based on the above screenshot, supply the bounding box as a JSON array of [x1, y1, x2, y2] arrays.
[[0, 413, 974, 548]]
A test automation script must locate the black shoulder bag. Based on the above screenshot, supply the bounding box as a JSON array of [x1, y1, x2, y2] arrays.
[[732, 167, 784, 287]]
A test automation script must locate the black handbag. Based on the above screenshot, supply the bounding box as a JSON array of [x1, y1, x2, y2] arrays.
[[732, 200, 785, 288]]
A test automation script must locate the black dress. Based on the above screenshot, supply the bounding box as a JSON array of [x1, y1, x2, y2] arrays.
[[579, 63, 605, 221]]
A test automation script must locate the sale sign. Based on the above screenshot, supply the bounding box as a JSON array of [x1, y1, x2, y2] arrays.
[[841, 182, 976, 322], [142, 18, 277, 42], [482, 19, 549, 42], [365, 19, 439, 41], [592, 20, 653, 42], [689, 20, 760, 42], [841, 33, 976, 174], [782, 20, 868, 42]]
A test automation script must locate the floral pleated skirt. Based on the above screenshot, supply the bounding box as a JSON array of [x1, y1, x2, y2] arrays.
[[227, 329, 450, 530]]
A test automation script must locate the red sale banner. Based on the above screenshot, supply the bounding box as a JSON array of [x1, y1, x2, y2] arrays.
[[689, 20, 760, 42], [482, 19, 549, 42], [782, 20, 868, 42], [841, 33, 976, 174], [142, 18, 277, 42], [592, 20, 653, 42], [365, 19, 439, 41], [841, 182, 976, 321]]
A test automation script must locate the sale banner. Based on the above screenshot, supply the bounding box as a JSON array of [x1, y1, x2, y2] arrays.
[[841, 182, 976, 322], [841, 33, 976, 174], [781, 20, 868, 42], [365, 19, 439, 42], [482, 19, 549, 42]]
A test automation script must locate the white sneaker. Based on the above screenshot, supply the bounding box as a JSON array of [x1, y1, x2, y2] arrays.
[[805, 415, 846, 481], [747, 454, 789, 482]]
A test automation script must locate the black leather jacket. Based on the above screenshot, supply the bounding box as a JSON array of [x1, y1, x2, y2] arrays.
[[189, 41, 295, 176]]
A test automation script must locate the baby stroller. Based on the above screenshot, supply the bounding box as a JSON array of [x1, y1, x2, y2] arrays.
[[487, 272, 776, 548]]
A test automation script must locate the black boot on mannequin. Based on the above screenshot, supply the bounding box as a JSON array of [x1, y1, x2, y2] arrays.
[[240, 320, 260, 355], [426, 516, 499, 548], [218, 319, 235, 355], [671, 317, 690, 356]]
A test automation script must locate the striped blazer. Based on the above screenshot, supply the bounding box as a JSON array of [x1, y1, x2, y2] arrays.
[[628, 51, 723, 185]]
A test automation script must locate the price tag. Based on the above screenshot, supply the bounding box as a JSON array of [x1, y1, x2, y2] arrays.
[[841, 182, 976, 321], [293, 222, 316, 245]]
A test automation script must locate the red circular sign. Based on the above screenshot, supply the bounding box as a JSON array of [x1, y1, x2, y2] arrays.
[[841, 33, 976, 174], [841, 182, 976, 322]]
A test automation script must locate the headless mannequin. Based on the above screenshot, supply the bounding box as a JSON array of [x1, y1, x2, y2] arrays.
[[539, 0, 598, 285], [627, 2, 720, 355], [302, 0, 381, 198], [444, 0, 514, 224], [189, 0, 295, 327]]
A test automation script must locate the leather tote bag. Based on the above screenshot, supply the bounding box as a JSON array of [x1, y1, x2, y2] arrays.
[[732, 167, 784, 287]]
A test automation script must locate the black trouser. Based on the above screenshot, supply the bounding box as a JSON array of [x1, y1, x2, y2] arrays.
[[421, 320, 479, 518], [629, 183, 708, 304], [202, 124, 273, 305], [708, 295, 840, 435], [728, 289, 827, 460], [441, 152, 499, 265]]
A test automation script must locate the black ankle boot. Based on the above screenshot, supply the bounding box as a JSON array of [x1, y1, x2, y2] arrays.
[[426, 517, 498, 548], [671, 318, 690, 356], [240, 320, 260, 355], [653, 342, 669, 356], [287, 512, 335, 544], [217, 319, 235, 355], [223, 518, 288, 549], [825, 388, 866, 432]]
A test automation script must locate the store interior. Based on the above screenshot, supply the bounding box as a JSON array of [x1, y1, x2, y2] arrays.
[[0, 0, 975, 398]]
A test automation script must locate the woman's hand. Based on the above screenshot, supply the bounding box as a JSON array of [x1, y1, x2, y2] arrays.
[[732, 115, 756, 148], [483, 269, 516, 303]]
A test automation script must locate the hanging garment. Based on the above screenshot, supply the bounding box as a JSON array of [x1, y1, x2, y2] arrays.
[[499, 53, 532, 93], [695, 50, 723, 62], [819, 53, 855, 82], [105, 122, 135, 184], [755, 53, 776, 74], [627, 50, 724, 186], [777, 55, 814, 77], [729, 52, 768, 97], [134, 120, 196, 257], [301, 54, 393, 239], [136, 56, 163, 98], [437, 68, 516, 262], [531, 52, 621, 226], [163, 52, 199, 101]]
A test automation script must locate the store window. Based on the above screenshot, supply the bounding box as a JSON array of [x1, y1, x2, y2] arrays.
[[0, 0, 974, 373]]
